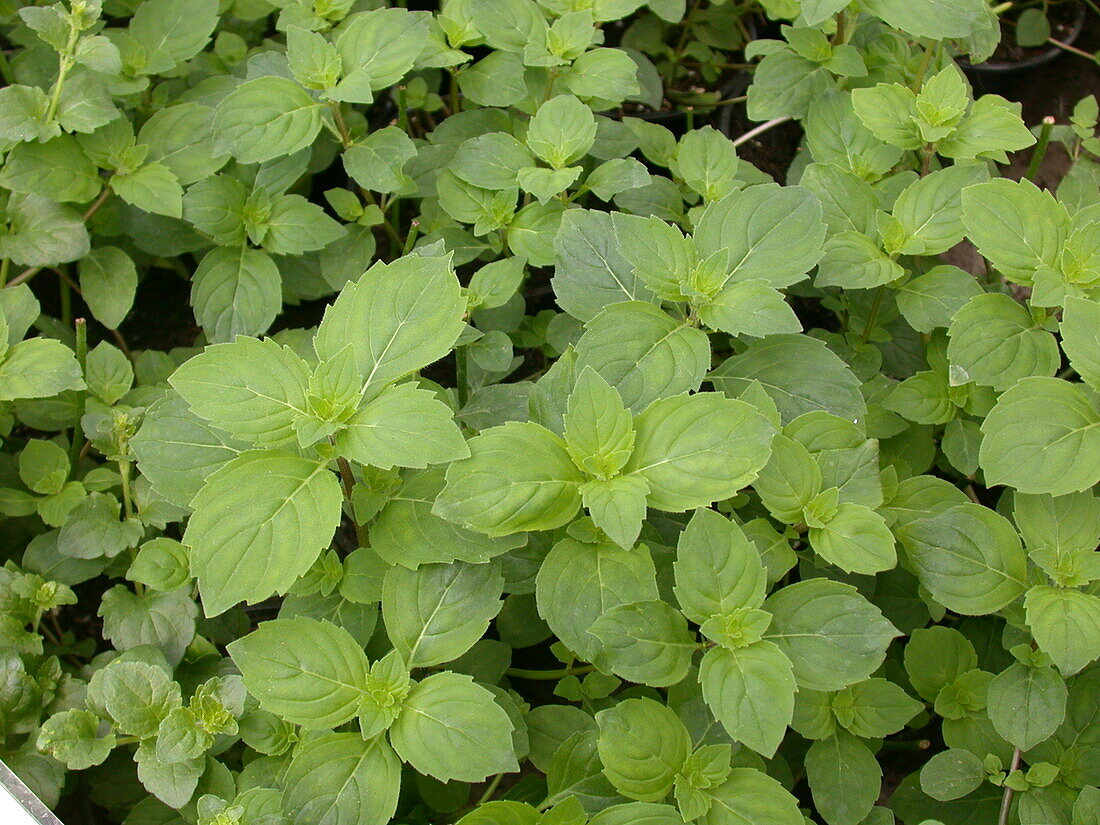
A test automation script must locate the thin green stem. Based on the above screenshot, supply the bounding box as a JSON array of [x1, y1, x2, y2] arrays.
[[665, 0, 706, 87], [505, 664, 596, 680], [0, 259, 9, 288], [1026, 116, 1056, 182], [477, 773, 504, 806], [998, 748, 1023, 825], [45, 13, 81, 123], [455, 346, 469, 408], [1048, 37, 1095, 60], [118, 458, 134, 520], [859, 286, 886, 344], [68, 318, 87, 475], [731, 116, 792, 148]]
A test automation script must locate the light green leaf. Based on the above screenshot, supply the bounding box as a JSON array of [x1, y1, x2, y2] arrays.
[[169, 337, 311, 447], [986, 662, 1067, 751], [336, 383, 469, 471], [535, 537, 658, 663], [862, 0, 987, 39], [764, 578, 899, 691], [0, 338, 84, 402], [673, 507, 767, 624], [434, 422, 584, 537], [698, 280, 802, 338], [228, 617, 368, 729], [897, 503, 1027, 615], [589, 600, 695, 687], [694, 183, 825, 289], [979, 377, 1100, 495], [185, 451, 342, 616], [697, 768, 803, 825], [78, 246, 138, 330], [190, 246, 281, 343], [334, 8, 431, 99], [526, 95, 597, 169], [111, 162, 184, 219], [711, 334, 866, 425], [391, 671, 518, 782], [960, 178, 1069, 284], [623, 392, 775, 512], [596, 697, 690, 802], [283, 733, 401, 825], [581, 475, 649, 549], [810, 503, 896, 575], [805, 731, 881, 825], [213, 77, 323, 164], [1061, 296, 1100, 391], [920, 749, 986, 802], [343, 127, 418, 194], [890, 164, 989, 255], [700, 641, 795, 758], [1024, 586, 1100, 676], [314, 254, 466, 395], [946, 293, 1059, 390], [895, 266, 984, 333], [382, 561, 504, 668]]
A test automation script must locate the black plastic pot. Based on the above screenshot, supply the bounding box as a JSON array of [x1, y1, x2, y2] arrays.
[[961, 1, 1088, 96]]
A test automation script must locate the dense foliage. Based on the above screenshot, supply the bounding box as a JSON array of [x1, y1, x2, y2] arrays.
[[0, 0, 1098, 824]]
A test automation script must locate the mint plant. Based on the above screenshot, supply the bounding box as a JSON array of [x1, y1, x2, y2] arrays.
[[0, 0, 1098, 824]]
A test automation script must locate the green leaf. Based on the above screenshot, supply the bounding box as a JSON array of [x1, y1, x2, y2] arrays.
[[336, 383, 469, 471], [457, 52, 528, 107], [128, 538, 191, 592], [526, 95, 597, 169], [862, 0, 987, 40], [596, 697, 690, 802], [960, 178, 1068, 284], [890, 164, 989, 255], [0, 135, 100, 203], [903, 626, 978, 702], [139, 102, 229, 186], [834, 678, 922, 738], [228, 617, 368, 729], [87, 660, 181, 739], [920, 749, 986, 802], [190, 247, 281, 343], [111, 162, 184, 219], [815, 232, 902, 291], [623, 392, 775, 512], [896, 265, 984, 333], [434, 422, 584, 536], [314, 255, 466, 396], [850, 83, 921, 150], [98, 585, 197, 667], [805, 731, 881, 825], [1061, 296, 1100, 391], [1025, 586, 1100, 676], [391, 671, 518, 782], [698, 280, 802, 338], [675, 126, 738, 202], [753, 435, 822, 523], [700, 641, 795, 758], [810, 503, 897, 575], [694, 183, 825, 289], [581, 475, 649, 549], [946, 293, 1059, 390], [283, 733, 401, 825], [76, 246, 137, 330], [129, 0, 219, 71], [36, 709, 114, 770], [0, 193, 89, 268], [261, 194, 345, 255], [589, 600, 695, 687], [130, 391, 246, 510], [697, 768, 803, 825], [535, 537, 658, 663], [564, 48, 640, 104], [381, 561, 504, 668], [987, 662, 1067, 751], [169, 337, 311, 447], [574, 302, 709, 413], [764, 578, 899, 691], [673, 508, 767, 624], [979, 377, 1100, 495], [711, 334, 866, 425], [213, 77, 323, 164], [19, 439, 69, 495], [184, 451, 342, 616], [343, 127, 418, 194], [334, 9, 431, 99], [452, 133, 535, 191], [897, 503, 1027, 615]]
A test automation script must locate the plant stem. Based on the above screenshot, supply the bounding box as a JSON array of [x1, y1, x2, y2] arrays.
[[477, 773, 503, 806], [665, 0, 706, 87], [68, 318, 87, 475], [859, 286, 886, 344], [1048, 37, 1095, 60], [505, 664, 596, 680], [334, 450, 368, 547], [6, 187, 112, 289], [119, 459, 134, 520], [732, 116, 792, 148], [1026, 116, 1056, 182], [455, 346, 469, 408], [998, 748, 1023, 825]]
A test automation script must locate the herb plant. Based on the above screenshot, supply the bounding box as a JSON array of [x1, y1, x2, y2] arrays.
[[0, 1, 1098, 824]]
